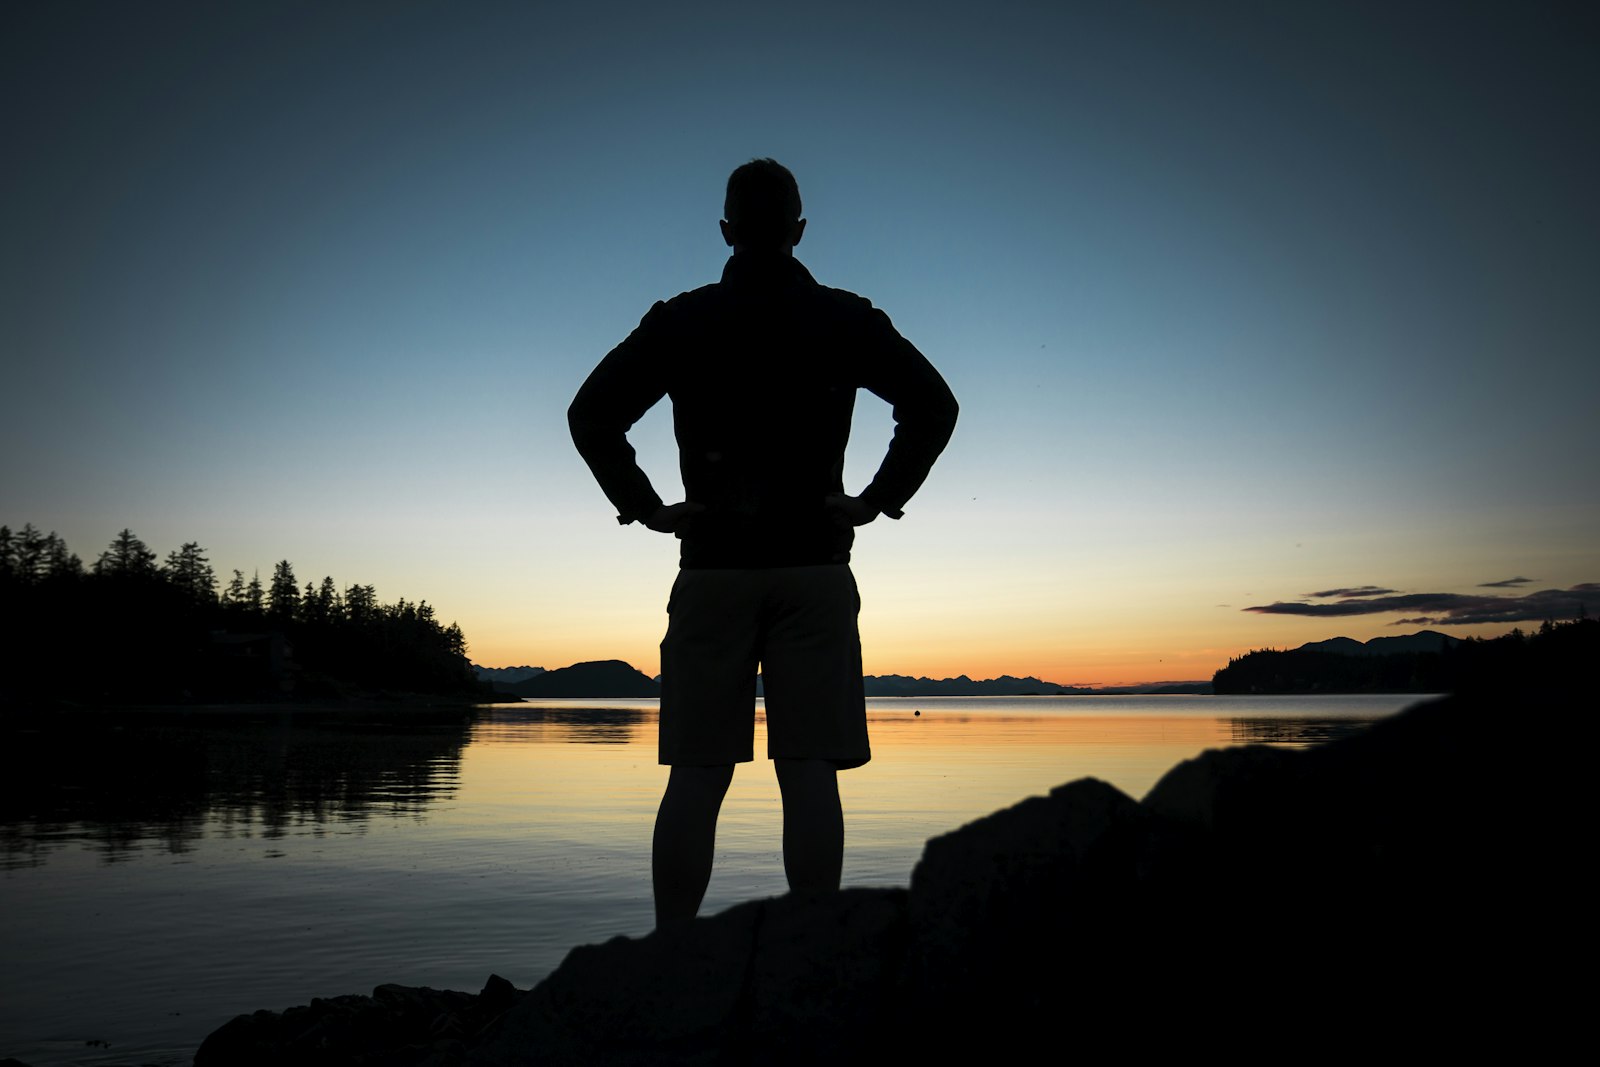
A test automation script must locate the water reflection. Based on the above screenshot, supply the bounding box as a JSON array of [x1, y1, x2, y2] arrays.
[[0, 703, 1390, 872], [0, 708, 472, 869], [471, 706, 651, 746], [1226, 717, 1379, 746]]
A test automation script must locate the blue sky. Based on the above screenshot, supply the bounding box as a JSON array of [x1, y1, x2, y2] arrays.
[[4, 1, 1596, 683]]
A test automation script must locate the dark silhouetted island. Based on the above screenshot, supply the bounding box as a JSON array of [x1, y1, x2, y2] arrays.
[[498, 660, 659, 698], [1214, 619, 1593, 694]]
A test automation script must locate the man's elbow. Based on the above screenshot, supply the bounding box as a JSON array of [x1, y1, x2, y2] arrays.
[[567, 401, 605, 454], [935, 391, 960, 438]]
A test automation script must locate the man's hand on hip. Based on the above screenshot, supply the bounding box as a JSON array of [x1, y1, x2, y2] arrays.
[[824, 493, 879, 528], [645, 501, 706, 534]]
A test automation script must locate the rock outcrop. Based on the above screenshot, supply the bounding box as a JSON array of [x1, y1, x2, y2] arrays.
[[195, 975, 525, 1066], [197, 692, 1549, 1065]]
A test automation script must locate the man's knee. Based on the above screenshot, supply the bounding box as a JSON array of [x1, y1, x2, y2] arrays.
[[774, 757, 838, 797], [665, 762, 735, 800]]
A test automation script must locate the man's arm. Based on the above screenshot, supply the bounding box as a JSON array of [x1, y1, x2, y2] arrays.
[[852, 307, 959, 520], [568, 303, 674, 525]]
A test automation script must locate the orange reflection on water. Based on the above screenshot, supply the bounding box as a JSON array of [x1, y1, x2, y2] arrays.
[[845, 708, 1237, 849], [455, 706, 665, 844], [454, 696, 1395, 893], [462, 702, 1236, 880]]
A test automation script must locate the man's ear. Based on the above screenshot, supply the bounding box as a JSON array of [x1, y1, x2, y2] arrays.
[[790, 218, 806, 247], [720, 219, 737, 247]]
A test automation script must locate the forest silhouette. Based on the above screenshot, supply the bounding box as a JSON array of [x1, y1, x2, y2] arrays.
[[0, 524, 480, 706], [1212, 616, 1595, 694]]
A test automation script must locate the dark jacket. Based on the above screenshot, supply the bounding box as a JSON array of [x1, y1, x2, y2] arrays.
[[569, 253, 958, 568]]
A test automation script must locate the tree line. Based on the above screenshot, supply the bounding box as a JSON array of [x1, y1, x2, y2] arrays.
[[1, 524, 480, 706], [1211, 616, 1595, 695]]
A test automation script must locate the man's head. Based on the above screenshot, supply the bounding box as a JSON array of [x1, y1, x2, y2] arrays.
[[721, 158, 805, 253]]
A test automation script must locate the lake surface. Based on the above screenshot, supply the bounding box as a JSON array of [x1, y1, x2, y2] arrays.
[[0, 693, 1425, 1066]]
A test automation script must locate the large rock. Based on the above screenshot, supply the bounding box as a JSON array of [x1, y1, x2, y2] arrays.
[[471, 888, 908, 1066], [194, 974, 523, 1067]]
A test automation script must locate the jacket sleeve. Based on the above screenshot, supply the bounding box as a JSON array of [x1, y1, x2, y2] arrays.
[[854, 307, 959, 519], [568, 303, 673, 525]]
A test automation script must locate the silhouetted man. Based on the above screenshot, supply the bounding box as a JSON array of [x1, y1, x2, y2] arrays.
[[570, 159, 957, 927]]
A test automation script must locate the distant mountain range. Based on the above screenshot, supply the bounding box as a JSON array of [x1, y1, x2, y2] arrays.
[[478, 661, 1211, 698], [862, 674, 1093, 696], [472, 664, 545, 684], [1296, 630, 1460, 657]]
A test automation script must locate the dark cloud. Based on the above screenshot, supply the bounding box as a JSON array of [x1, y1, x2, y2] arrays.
[[1478, 576, 1536, 588], [1248, 593, 1475, 618], [1392, 617, 1438, 626], [1444, 585, 1599, 625], [1245, 584, 1597, 625], [1305, 586, 1398, 598]]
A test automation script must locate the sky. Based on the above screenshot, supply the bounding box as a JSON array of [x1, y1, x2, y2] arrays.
[[3, 1, 1596, 686]]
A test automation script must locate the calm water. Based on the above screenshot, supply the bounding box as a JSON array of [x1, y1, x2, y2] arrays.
[[0, 694, 1424, 1066]]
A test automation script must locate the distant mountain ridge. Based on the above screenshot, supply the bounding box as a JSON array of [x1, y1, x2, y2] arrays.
[[472, 664, 546, 684], [1297, 630, 1460, 657], [862, 674, 1094, 696], [498, 660, 657, 698], [479, 661, 1207, 698]]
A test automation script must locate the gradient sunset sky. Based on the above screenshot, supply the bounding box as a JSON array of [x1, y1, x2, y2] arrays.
[[4, 1, 1595, 686]]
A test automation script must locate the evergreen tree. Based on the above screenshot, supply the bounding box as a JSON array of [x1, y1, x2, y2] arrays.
[[245, 571, 265, 615], [301, 580, 322, 623], [44, 534, 82, 580], [345, 583, 377, 624], [8, 524, 36, 581], [297, 577, 340, 625], [95, 529, 158, 577], [267, 560, 299, 620], [444, 622, 467, 659], [163, 542, 217, 604], [12, 523, 48, 582], [223, 569, 247, 606], [317, 576, 341, 620]]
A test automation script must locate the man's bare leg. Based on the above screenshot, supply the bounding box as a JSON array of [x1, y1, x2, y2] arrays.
[[774, 757, 843, 893], [652, 763, 735, 928]]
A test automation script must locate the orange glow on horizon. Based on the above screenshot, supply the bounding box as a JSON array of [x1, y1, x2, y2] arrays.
[[467, 614, 1531, 691]]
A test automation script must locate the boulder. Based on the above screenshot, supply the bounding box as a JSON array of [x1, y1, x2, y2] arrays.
[[470, 888, 908, 1066], [194, 975, 525, 1067]]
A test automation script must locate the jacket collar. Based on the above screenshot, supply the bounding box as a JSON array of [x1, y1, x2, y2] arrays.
[[720, 253, 815, 287]]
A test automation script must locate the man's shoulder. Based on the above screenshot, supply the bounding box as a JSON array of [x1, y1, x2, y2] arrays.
[[653, 279, 871, 310], [656, 281, 723, 314], [649, 265, 882, 330], [811, 281, 877, 313]]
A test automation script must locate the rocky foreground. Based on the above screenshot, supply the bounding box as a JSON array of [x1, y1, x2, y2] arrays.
[[182, 691, 1551, 1065]]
